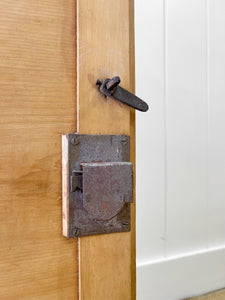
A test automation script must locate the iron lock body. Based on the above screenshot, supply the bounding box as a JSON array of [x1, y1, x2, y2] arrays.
[[62, 134, 133, 237]]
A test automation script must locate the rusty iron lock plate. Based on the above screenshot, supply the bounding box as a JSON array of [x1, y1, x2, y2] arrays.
[[62, 134, 133, 237]]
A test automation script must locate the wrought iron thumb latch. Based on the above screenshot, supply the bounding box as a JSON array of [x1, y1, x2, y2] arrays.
[[96, 76, 149, 112]]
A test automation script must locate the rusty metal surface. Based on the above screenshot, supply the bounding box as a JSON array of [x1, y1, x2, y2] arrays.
[[64, 134, 133, 237], [82, 162, 133, 221], [96, 76, 149, 112]]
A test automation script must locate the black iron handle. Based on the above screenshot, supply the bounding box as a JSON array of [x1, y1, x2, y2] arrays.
[[96, 76, 149, 112]]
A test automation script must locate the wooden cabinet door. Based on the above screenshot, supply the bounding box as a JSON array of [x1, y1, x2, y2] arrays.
[[0, 1, 135, 299]]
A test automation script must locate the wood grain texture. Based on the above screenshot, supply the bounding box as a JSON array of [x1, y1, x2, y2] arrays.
[[77, 0, 130, 135], [77, 0, 135, 299], [0, 1, 78, 299]]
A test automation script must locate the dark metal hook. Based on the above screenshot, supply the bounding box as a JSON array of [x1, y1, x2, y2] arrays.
[[96, 76, 149, 112]]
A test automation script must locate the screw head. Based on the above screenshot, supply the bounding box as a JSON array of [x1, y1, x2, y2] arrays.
[[122, 222, 129, 228], [121, 137, 128, 144], [72, 228, 80, 237], [71, 136, 79, 145]]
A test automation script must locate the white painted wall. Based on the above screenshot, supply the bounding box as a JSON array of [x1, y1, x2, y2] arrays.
[[135, 0, 225, 299]]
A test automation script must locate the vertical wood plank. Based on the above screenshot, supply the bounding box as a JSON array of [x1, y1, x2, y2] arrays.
[[77, 0, 130, 135], [166, 0, 208, 255], [77, 0, 134, 299], [129, 0, 136, 298], [0, 1, 78, 299], [208, 0, 225, 247]]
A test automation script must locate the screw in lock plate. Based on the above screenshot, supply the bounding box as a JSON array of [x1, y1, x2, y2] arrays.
[[121, 137, 128, 144], [71, 136, 79, 145], [72, 228, 80, 237]]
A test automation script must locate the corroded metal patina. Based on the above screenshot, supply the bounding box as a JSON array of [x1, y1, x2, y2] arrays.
[[62, 134, 133, 237], [96, 76, 149, 112]]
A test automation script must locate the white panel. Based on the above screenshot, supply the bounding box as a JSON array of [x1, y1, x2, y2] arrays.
[[136, 0, 165, 263], [136, 0, 225, 298], [137, 246, 225, 300], [166, 0, 208, 255], [208, 0, 225, 246]]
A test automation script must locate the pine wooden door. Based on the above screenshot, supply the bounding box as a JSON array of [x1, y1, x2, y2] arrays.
[[0, 1, 135, 299]]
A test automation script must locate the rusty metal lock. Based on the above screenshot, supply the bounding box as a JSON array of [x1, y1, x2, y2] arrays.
[[62, 134, 133, 237]]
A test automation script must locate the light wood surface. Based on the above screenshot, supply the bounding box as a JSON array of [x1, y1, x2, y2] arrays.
[[77, 0, 135, 299], [129, 1, 136, 299], [0, 1, 78, 299]]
